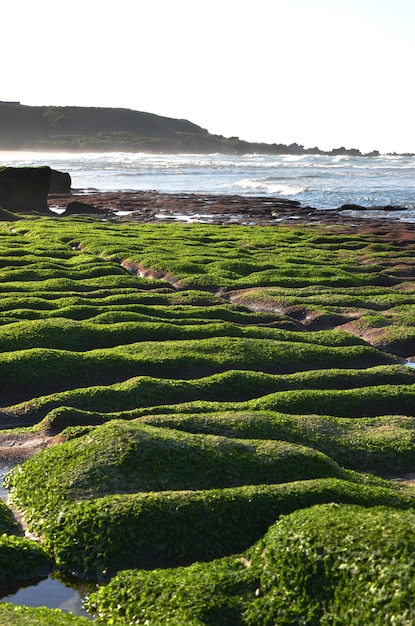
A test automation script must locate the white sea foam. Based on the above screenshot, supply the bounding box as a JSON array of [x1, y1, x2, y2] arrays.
[[234, 178, 307, 196], [1, 151, 415, 218]]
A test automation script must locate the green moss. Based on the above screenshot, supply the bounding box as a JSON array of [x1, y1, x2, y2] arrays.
[[7, 417, 415, 580], [0, 317, 366, 353], [0, 604, 91, 625], [2, 214, 415, 619], [0, 534, 52, 584], [141, 410, 415, 474], [89, 555, 256, 625], [252, 383, 415, 417], [6, 420, 347, 530], [33, 478, 415, 580], [87, 504, 415, 625], [119, 382, 415, 421], [10, 364, 412, 428], [0, 500, 19, 535], [12, 218, 409, 292], [0, 337, 394, 407], [246, 504, 415, 625]]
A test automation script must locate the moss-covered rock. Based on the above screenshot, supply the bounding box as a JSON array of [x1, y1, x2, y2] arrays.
[[0, 604, 91, 625], [0, 534, 52, 584], [5, 420, 348, 525], [7, 416, 415, 579], [141, 409, 415, 474], [40, 478, 415, 580], [0, 499, 18, 535], [86, 503, 415, 625], [246, 503, 415, 625], [1, 214, 415, 621]]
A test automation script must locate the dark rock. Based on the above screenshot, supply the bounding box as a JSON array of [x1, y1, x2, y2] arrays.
[[340, 203, 406, 212], [49, 169, 72, 194], [339, 203, 366, 211], [376, 205, 405, 211], [62, 200, 100, 216], [0, 166, 52, 213], [0, 207, 19, 221]]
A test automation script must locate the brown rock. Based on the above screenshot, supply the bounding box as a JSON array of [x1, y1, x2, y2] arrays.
[[62, 200, 101, 216]]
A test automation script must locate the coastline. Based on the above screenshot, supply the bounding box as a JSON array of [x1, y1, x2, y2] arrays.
[[2, 192, 415, 623], [50, 189, 415, 243], [1, 191, 415, 469]]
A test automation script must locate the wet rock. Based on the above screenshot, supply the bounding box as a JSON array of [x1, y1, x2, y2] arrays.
[[340, 203, 406, 212], [339, 203, 366, 211], [376, 205, 406, 211], [49, 169, 72, 194], [0, 166, 52, 213], [62, 200, 101, 216]]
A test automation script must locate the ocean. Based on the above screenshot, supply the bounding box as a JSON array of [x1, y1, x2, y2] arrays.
[[1, 151, 415, 221]]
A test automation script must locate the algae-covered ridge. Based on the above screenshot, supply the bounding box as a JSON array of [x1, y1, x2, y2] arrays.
[[1, 215, 415, 624]]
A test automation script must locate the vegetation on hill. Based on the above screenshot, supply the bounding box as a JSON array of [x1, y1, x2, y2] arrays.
[[0, 101, 380, 155]]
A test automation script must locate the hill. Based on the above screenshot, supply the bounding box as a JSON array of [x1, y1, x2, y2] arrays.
[[0, 101, 376, 156]]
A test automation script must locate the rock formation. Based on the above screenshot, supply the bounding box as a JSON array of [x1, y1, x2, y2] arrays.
[[49, 169, 72, 194], [0, 166, 71, 213]]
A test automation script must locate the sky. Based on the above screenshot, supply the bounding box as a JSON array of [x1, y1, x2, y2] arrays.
[[3, 0, 415, 154]]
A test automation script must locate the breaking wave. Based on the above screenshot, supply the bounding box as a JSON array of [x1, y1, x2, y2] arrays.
[[1, 151, 415, 215]]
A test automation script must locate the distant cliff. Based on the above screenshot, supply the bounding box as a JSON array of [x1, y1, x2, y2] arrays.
[[0, 102, 380, 156]]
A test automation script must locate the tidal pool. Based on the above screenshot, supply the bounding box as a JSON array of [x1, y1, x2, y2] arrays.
[[0, 468, 94, 620], [1, 575, 93, 619]]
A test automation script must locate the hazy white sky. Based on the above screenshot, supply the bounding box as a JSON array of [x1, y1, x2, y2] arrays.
[[3, 0, 415, 153]]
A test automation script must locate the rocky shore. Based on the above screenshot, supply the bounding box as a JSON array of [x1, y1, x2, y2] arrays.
[[0, 187, 413, 473], [49, 189, 415, 245], [2, 185, 415, 623]]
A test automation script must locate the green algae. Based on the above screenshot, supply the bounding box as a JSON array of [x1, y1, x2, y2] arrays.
[[0, 535, 52, 584], [0, 338, 394, 407], [86, 504, 415, 625], [8, 364, 412, 428], [1, 215, 415, 622], [0, 317, 365, 353], [6, 218, 409, 293], [0, 500, 18, 535], [0, 604, 91, 625], [5, 420, 348, 526], [7, 417, 415, 579], [29, 381, 413, 427], [246, 504, 415, 625], [141, 410, 415, 474], [11, 475, 415, 581]]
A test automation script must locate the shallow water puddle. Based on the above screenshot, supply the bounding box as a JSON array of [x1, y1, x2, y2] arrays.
[[0, 469, 8, 502], [0, 468, 94, 619], [1, 576, 93, 619]]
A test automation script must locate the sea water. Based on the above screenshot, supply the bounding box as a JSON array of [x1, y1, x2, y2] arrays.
[[1, 151, 415, 220], [0, 470, 93, 619]]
